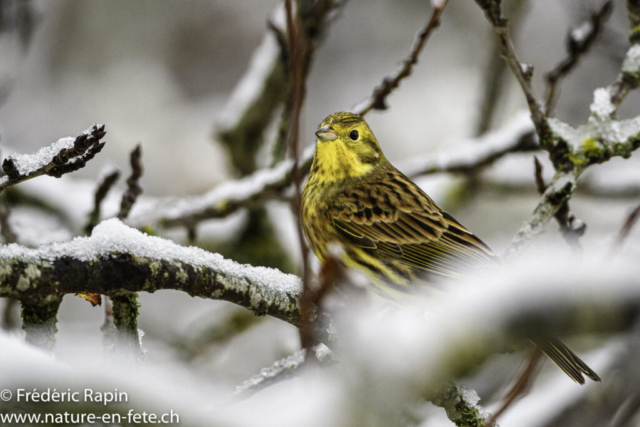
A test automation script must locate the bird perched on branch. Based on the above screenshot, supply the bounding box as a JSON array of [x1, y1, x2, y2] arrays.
[[301, 111, 600, 384]]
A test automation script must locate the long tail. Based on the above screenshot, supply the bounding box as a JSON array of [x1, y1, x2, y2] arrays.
[[535, 338, 601, 384]]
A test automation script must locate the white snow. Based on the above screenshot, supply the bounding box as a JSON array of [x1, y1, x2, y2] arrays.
[[127, 144, 315, 228], [400, 111, 535, 177], [1, 218, 302, 295], [622, 44, 640, 74], [235, 348, 307, 395], [217, 32, 281, 130], [570, 21, 593, 44], [6, 137, 75, 176], [9, 206, 73, 247], [589, 88, 615, 119]]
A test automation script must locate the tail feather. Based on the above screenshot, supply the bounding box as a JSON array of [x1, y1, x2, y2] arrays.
[[536, 338, 601, 384]]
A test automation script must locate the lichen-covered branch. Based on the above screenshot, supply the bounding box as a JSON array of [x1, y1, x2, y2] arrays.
[[0, 124, 107, 193], [0, 218, 306, 328], [505, 81, 640, 257], [430, 382, 492, 427], [351, 0, 449, 115]]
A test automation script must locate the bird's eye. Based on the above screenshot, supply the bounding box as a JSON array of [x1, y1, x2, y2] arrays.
[[349, 130, 359, 141]]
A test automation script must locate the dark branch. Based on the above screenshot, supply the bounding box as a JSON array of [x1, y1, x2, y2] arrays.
[[0, 124, 107, 194], [352, 0, 449, 115], [615, 202, 640, 248], [473, 0, 551, 149], [544, 1, 612, 115], [85, 168, 120, 235], [118, 144, 143, 221]]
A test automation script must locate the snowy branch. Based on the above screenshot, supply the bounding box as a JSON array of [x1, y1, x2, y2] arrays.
[[0, 219, 305, 325], [505, 42, 640, 258], [0, 124, 107, 193]]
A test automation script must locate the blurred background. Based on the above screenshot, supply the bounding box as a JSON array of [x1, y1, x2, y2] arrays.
[[1, 0, 640, 426]]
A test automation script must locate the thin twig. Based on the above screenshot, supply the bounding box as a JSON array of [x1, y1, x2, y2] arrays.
[[614, 202, 640, 248], [544, 1, 613, 115], [0, 124, 107, 193], [85, 168, 120, 235], [0, 196, 17, 244], [473, 1, 551, 148], [475, 0, 529, 136], [285, 0, 313, 350], [488, 348, 542, 425], [118, 144, 143, 221], [352, 0, 450, 115]]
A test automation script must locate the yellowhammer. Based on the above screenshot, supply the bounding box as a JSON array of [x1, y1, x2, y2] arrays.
[[301, 111, 600, 384]]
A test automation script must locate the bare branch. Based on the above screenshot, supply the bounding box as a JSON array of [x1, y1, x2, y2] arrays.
[[0, 196, 17, 244], [475, 0, 529, 136], [118, 144, 143, 221], [285, 0, 314, 350], [0, 124, 107, 194], [85, 167, 120, 235], [352, 0, 449, 115], [544, 1, 612, 115], [614, 202, 640, 248]]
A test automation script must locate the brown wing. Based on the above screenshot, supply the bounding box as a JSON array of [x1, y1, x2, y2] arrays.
[[329, 168, 497, 279]]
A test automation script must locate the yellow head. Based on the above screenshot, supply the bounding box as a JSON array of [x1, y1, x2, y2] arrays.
[[311, 112, 385, 184]]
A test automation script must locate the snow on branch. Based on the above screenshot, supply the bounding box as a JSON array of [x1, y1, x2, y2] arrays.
[[400, 110, 536, 176], [0, 124, 107, 193], [0, 219, 303, 325], [127, 145, 314, 229]]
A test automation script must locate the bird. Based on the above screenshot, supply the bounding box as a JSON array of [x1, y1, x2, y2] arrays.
[[301, 111, 600, 384]]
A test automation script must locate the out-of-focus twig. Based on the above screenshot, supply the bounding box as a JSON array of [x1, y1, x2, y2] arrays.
[[0, 196, 17, 243], [352, 0, 449, 115], [234, 344, 336, 398], [175, 309, 262, 361], [614, 202, 640, 248], [0, 124, 107, 194], [488, 348, 542, 425], [85, 167, 120, 235], [114, 144, 144, 357], [0, 191, 18, 331], [285, 0, 314, 351], [118, 144, 143, 221], [544, 1, 612, 115]]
